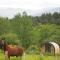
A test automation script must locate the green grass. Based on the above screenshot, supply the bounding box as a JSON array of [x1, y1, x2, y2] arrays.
[[0, 52, 60, 60]]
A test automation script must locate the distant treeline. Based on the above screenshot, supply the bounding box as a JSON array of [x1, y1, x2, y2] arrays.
[[0, 12, 60, 49], [33, 12, 60, 25]]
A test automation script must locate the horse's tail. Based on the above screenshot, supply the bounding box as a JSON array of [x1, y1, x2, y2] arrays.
[[18, 47, 24, 56]]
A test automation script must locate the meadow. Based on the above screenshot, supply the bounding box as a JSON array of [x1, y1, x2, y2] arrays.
[[0, 52, 60, 60]]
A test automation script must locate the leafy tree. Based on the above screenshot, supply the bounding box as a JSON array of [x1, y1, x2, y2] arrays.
[[10, 13, 33, 49]]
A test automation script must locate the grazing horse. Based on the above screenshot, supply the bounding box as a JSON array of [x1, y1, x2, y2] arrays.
[[0, 38, 24, 60]]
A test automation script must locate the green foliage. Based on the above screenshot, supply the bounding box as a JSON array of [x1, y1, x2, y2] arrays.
[[30, 23, 60, 47], [33, 12, 60, 25], [26, 45, 40, 54], [0, 33, 19, 45], [0, 12, 60, 49], [21, 39, 31, 49]]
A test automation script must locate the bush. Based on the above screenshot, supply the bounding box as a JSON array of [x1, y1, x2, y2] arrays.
[[26, 45, 40, 54], [0, 33, 19, 45]]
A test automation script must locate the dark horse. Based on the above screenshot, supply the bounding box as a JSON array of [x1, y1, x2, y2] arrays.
[[0, 38, 24, 60]]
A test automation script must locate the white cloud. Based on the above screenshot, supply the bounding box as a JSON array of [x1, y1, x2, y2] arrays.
[[43, 0, 60, 7], [0, 0, 60, 18], [0, 0, 60, 10]]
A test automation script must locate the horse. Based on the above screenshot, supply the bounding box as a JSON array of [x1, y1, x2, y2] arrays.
[[0, 38, 24, 60]]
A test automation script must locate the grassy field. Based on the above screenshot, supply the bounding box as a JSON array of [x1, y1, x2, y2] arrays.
[[0, 52, 60, 60]]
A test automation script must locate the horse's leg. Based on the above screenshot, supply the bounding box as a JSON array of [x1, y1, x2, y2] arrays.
[[8, 56, 10, 60], [5, 55, 7, 60], [16, 56, 19, 60], [5, 55, 10, 60], [5, 51, 8, 60], [20, 56, 22, 60]]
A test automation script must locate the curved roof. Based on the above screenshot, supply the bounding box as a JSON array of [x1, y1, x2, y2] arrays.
[[49, 42, 60, 54]]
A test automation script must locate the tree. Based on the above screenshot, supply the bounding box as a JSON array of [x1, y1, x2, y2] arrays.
[[0, 17, 11, 35], [10, 13, 33, 49]]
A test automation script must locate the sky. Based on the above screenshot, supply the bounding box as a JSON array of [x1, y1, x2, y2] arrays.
[[0, 0, 60, 18], [0, 0, 60, 10]]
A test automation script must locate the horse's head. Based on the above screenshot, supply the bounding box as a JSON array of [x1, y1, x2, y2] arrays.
[[0, 38, 5, 46]]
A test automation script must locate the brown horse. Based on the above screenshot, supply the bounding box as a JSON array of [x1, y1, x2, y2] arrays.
[[0, 38, 24, 60]]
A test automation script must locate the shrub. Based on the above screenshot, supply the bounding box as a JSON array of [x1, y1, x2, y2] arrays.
[[26, 45, 40, 54], [0, 33, 19, 45]]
